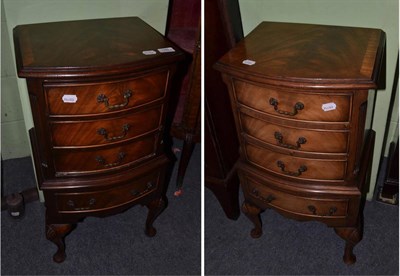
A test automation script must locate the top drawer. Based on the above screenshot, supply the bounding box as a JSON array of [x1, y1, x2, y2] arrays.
[[233, 79, 351, 122], [44, 71, 168, 116]]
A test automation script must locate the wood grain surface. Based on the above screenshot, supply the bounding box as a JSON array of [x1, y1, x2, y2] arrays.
[[216, 21, 385, 89], [14, 17, 185, 78]]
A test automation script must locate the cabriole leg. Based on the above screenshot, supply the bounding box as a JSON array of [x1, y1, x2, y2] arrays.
[[334, 216, 363, 265], [241, 200, 263, 238], [45, 223, 74, 263], [145, 197, 167, 237]]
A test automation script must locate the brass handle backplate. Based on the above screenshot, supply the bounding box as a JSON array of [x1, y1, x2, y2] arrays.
[[97, 124, 130, 141], [146, 181, 154, 189], [308, 205, 317, 215], [328, 207, 337, 216], [97, 90, 133, 110], [130, 181, 155, 197], [308, 205, 338, 216], [276, 160, 307, 177], [251, 188, 276, 203], [95, 152, 126, 168], [130, 189, 140, 196], [274, 132, 307, 150], [65, 198, 96, 211], [269, 98, 304, 116]]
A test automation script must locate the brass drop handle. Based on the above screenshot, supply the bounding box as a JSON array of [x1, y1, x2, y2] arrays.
[[276, 160, 307, 177], [328, 207, 337, 216], [274, 132, 307, 150], [146, 181, 154, 189], [65, 198, 95, 210], [88, 198, 96, 206], [95, 152, 126, 168], [269, 98, 304, 116], [130, 181, 154, 197], [251, 188, 276, 203], [308, 205, 317, 215], [308, 205, 337, 216], [97, 89, 133, 110], [131, 189, 140, 196], [97, 124, 130, 141]]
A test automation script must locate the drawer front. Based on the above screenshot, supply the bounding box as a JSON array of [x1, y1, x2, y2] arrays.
[[244, 143, 346, 180], [243, 174, 349, 218], [56, 169, 161, 212], [234, 80, 351, 122], [50, 105, 163, 147], [45, 71, 168, 116], [240, 113, 348, 153], [53, 134, 158, 176]]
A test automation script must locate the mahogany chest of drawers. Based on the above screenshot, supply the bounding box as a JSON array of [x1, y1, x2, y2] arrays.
[[13, 17, 184, 263], [215, 22, 385, 264]]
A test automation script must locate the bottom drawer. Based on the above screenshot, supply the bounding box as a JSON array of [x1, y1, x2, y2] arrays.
[[241, 173, 349, 218], [56, 169, 162, 213]]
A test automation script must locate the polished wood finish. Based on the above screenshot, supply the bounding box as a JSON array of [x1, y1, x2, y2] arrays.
[[216, 22, 385, 264], [14, 17, 183, 78], [234, 81, 352, 122], [56, 169, 161, 213], [145, 197, 167, 237], [53, 134, 158, 175], [204, 0, 243, 219], [50, 105, 163, 147], [44, 71, 168, 116], [216, 22, 385, 89], [244, 142, 346, 181], [243, 174, 350, 218], [240, 113, 349, 153], [241, 200, 262, 238], [334, 217, 362, 264], [14, 17, 184, 263], [45, 223, 74, 263]]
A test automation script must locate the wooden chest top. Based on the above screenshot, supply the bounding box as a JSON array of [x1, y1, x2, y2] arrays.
[[13, 17, 184, 78], [215, 21, 385, 89]]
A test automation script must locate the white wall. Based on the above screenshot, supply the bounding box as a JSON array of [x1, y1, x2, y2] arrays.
[[1, 1, 30, 159]]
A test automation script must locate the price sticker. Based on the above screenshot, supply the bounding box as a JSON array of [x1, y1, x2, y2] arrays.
[[62, 94, 78, 103], [322, 102, 337, 112], [142, 50, 157, 55], [158, 47, 175, 53], [242, 59, 256, 66]]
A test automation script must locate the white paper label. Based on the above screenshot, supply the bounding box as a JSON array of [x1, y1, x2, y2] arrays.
[[62, 94, 78, 103], [322, 102, 337, 112], [242, 59, 256, 66], [158, 47, 175, 53], [142, 50, 157, 55]]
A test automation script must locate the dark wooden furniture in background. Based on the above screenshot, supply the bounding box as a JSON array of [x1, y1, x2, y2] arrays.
[[378, 139, 399, 204], [14, 17, 184, 263], [204, 0, 243, 220], [377, 58, 398, 205], [165, 0, 201, 195], [216, 22, 386, 264]]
